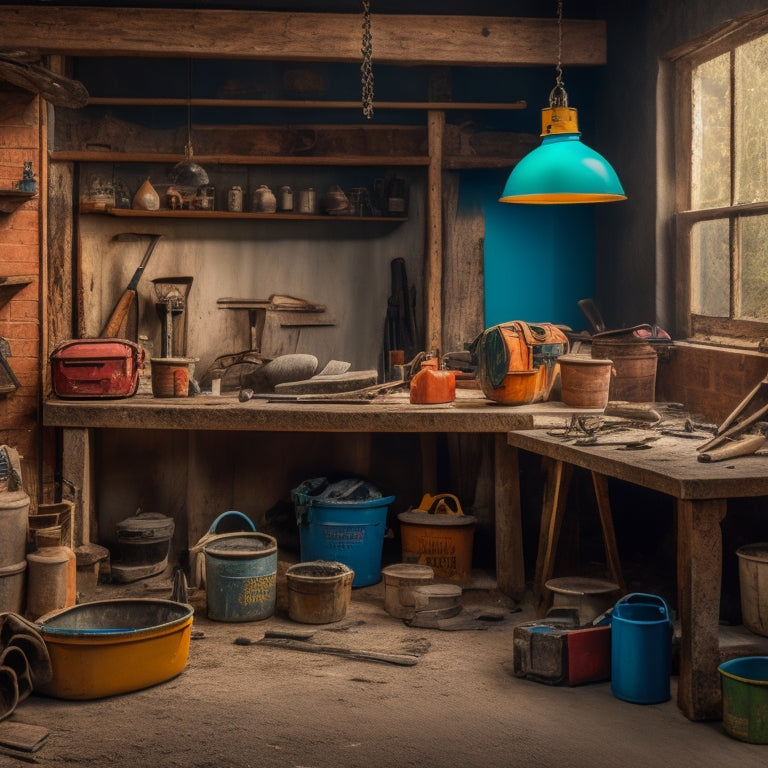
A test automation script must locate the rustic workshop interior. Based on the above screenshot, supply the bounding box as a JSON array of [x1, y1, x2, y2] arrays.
[[2, 0, 768, 764]]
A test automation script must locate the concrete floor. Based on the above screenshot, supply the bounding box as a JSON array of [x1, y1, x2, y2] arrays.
[[8, 571, 768, 768]]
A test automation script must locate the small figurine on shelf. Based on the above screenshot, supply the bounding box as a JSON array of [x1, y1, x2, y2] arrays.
[[17, 162, 36, 193], [133, 178, 160, 211]]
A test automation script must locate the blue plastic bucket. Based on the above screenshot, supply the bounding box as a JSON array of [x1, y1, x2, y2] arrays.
[[294, 494, 394, 587], [610, 592, 672, 704], [203, 532, 277, 622]]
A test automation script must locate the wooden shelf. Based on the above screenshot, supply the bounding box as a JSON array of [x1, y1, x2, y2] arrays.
[[0, 276, 33, 308], [85, 208, 408, 222], [53, 151, 430, 167], [86, 97, 528, 112], [0, 190, 36, 214]]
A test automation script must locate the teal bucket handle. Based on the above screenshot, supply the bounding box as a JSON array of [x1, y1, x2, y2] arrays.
[[615, 592, 670, 618], [208, 510, 256, 535]]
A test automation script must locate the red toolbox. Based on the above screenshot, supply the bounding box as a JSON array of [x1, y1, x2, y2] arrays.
[[512, 620, 611, 686], [50, 338, 144, 398]]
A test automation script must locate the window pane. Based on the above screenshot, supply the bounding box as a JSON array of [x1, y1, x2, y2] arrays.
[[691, 218, 729, 316], [735, 36, 768, 204], [691, 53, 730, 209], [739, 215, 768, 319]]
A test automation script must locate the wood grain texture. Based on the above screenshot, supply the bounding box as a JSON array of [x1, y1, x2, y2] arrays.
[[0, 8, 607, 66]]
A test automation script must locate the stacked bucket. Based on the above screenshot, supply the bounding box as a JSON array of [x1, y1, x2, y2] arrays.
[[0, 445, 29, 612], [0, 473, 29, 613], [718, 543, 768, 744]]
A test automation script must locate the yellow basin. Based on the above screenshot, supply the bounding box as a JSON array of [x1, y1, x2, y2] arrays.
[[36, 598, 194, 700]]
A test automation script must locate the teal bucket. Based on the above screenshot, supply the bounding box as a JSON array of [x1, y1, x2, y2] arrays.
[[719, 656, 768, 743], [610, 593, 672, 704], [203, 532, 277, 622], [294, 493, 394, 587]]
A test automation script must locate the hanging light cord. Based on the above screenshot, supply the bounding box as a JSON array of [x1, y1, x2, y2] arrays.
[[185, 59, 193, 159], [549, 0, 568, 109], [361, 0, 374, 119]]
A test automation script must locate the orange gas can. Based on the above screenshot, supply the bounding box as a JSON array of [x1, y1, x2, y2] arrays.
[[409, 363, 456, 404]]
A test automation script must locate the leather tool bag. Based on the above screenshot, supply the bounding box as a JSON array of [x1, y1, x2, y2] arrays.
[[469, 320, 569, 405]]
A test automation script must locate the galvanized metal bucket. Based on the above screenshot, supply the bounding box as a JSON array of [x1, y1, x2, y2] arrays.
[[203, 532, 277, 622]]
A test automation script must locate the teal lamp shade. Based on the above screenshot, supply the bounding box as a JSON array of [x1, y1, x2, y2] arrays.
[[500, 108, 626, 205]]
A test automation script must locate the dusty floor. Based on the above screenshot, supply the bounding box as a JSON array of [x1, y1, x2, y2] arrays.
[[4, 569, 768, 768]]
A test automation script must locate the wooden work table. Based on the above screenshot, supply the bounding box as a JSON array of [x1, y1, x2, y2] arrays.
[[506, 426, 768, 722], [43, 390, 595, 601]]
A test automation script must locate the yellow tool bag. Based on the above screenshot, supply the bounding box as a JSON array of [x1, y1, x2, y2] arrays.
[[469, 320, 569, 405]]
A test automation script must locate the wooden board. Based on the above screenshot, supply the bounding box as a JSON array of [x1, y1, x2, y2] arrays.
[[0, 721, 50, 752], [0, 8, 607, 67]]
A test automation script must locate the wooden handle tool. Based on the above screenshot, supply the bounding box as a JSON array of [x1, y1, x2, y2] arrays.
[[697, 434, 767, 463]]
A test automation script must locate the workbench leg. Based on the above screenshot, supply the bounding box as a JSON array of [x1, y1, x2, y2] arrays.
[[533, 458, 573, 616], [676, 498, 727, 721], [60, 426, 94, 546], [494, 437, 525, 601], [591, 472, 626, 592]]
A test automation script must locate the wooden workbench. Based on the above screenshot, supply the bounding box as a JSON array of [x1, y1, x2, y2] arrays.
[[43, 390, 594, 601], [506, 427, 768, 722]]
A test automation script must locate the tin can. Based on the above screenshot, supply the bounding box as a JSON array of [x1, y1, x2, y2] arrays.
[[298, 187, 316, 215], [279, 185, 294, 212], [227, 186, 243, 213]]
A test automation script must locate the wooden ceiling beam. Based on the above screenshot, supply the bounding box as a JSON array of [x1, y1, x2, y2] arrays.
[[0, 6, 606, 67]]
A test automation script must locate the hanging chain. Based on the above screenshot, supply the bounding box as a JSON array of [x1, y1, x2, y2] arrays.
[[549, 0, 568, 108], [361, 0, 374, 119]]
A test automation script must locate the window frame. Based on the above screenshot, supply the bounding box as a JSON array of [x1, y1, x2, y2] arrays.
[[673, 11, 768, 348]]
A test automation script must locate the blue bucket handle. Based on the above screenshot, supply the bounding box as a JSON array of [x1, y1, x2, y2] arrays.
[[208, 510, 256, 535], [615, 592, 670, 619]]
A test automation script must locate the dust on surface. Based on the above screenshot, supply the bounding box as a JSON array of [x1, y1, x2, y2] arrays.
[[9, 569, 767, 768]]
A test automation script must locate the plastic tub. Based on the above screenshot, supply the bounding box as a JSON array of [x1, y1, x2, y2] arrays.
[[36, 598, 194, 700], [719, 656, 768, 743]]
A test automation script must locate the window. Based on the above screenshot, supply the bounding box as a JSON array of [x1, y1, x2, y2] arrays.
[[676, 15, 768, 345]]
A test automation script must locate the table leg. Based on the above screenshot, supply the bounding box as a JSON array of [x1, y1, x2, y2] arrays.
[[494, 438, 525, 601], [676, 497, 727, 721], [60, 426, 94, 546], [591, 472, 626, 592], [533, 458, 573, 616]]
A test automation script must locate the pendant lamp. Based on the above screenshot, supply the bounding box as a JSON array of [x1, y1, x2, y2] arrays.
[[170, 59, 209, 188], [499, 0, 625, 205]]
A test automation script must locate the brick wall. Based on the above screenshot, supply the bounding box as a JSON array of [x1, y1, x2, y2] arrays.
[[0, 87, 43, 499], [656, 342, 768, 424]]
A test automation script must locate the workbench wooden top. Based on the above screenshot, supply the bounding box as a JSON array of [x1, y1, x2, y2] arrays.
[[43, 390, 598, 433], [507, 427, 768, 501]]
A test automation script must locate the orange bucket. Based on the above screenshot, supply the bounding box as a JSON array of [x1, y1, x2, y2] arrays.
[[397, 494, 475, 580]]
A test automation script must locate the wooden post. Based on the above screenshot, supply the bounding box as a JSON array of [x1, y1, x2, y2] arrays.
[[426, 110, 444, 356], [61, 427, 94, 546], [676, 498, 727, 720], [494, 437, 526, 601]]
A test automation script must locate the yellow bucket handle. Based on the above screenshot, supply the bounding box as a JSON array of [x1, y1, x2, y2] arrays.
[[414, 493, 464, 516]]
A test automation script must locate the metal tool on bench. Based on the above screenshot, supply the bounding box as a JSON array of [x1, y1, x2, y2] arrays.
[[697, 372, 768, 461], [203, 295, 328, 390], [152, 276, 193, 357]]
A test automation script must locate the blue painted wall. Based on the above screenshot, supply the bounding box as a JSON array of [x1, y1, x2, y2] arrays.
[[456, 170, 596, 333], [484, 200, 595, 332]]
